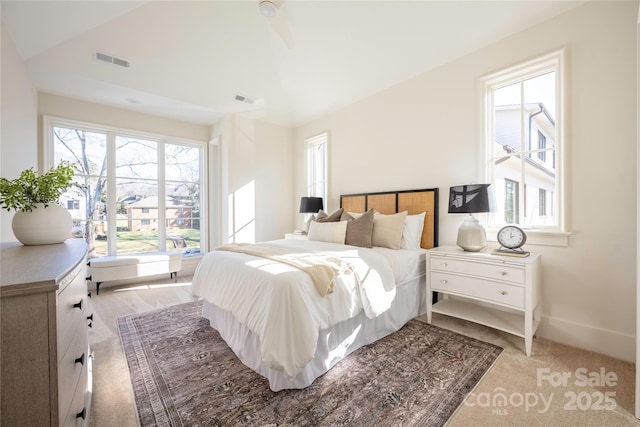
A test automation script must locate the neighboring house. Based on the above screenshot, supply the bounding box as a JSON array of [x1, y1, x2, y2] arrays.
[[494, 103, 556, 225], [127, 196, 193, 231]]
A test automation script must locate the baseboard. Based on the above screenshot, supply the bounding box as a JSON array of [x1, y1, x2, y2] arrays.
[[538, 315, 634, 362]]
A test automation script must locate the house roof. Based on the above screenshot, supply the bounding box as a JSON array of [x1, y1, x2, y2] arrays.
[[0, 1, 586, 127]]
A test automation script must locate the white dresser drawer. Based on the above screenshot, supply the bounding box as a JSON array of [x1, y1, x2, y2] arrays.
[[431, 271, 525, 309], [429, 256, 525, 284], [57, 267, 87, 353], [60, 362, 89, 427], [58, 329, 87, 422]]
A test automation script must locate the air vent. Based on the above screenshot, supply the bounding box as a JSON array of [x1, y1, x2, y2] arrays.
[[94, 50, 130, 68], [235, 94, 255, 104]]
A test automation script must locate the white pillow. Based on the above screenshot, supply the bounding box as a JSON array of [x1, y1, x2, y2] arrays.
[[372, 211, 408, 249], [308, 220, 347, 244], [401, 212, 426, 249]]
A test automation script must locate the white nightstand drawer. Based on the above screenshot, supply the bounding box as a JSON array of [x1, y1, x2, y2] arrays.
[[431, 271, 525, 309], [429, 256, 525, 284]]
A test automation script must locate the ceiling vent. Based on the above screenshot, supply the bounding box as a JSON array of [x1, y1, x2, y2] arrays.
[[234, 94, 255, 104], [94, 50, 130, 68]]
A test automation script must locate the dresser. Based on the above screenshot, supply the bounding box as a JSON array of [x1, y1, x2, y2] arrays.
[[1, 239, 92, 426], [426, 246, 541, 356]]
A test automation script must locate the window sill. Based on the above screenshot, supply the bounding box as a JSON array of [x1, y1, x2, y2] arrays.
[[486, 229, 571, 247]]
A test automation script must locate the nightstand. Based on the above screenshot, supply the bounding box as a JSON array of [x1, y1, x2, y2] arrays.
[[426, 246, 542, 356]]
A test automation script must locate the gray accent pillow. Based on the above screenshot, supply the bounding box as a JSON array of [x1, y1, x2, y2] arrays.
[[343, 209, 374, 248], [316, 208, 343, 222]]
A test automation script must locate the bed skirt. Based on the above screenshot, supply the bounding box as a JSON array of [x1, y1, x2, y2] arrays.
[[201, 274, 426, 391]]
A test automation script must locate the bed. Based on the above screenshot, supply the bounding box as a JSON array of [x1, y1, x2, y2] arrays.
[[191, 188, 439, 391]]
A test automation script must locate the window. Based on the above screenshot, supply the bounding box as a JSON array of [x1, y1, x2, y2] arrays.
[[44, 117, 206, 257], [504, 179, 519, 224], [306, 132, 328, 207], [67, 200, 80, 210], [483, 51, 565, 233], [537, 131, 546, 162], [539, 189, 546, 216]]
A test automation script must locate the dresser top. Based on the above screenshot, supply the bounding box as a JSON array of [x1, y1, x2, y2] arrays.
[[428, 245, 540, 263], [1, 239, 87, 296]]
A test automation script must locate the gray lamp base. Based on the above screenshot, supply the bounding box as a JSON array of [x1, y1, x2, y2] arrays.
[[456, 214, 487, 252]]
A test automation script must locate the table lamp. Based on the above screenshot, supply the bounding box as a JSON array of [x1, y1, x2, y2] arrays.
[[448, 184, 495, 252], [299, 196, 324, 233]]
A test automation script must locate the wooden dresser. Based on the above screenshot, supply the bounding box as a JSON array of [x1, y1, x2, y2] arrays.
[[1, 239, 92, 426]]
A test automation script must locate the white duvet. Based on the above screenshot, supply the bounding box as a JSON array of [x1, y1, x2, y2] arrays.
[[190, 239, 397, 378]]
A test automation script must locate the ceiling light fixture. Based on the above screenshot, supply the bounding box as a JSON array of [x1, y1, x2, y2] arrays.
[[259, 0, 279, 18]]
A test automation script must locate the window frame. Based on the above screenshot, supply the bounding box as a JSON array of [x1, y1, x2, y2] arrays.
[[42, 116, 208, 257], [480, 50, 569, 246]]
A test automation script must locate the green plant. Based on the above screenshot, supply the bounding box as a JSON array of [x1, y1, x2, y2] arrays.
[[0, 161, 77, 212]]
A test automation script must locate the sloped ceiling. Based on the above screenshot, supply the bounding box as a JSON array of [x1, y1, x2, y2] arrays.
[[1, 0, 585, 127]]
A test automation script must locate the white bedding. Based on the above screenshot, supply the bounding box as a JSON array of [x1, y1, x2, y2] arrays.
[[191, 239, 425, 379]]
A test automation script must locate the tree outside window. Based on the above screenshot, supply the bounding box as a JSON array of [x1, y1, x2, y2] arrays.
[[48, 119, 205, 258]]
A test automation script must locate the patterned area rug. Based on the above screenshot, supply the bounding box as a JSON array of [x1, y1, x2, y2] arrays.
[[118, 301, 502, 427]]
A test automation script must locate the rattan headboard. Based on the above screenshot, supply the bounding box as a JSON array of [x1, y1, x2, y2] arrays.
[[340, 188, 439, 249]]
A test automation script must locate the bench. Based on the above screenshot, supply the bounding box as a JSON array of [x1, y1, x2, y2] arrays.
[[87, 252, 182, 295]]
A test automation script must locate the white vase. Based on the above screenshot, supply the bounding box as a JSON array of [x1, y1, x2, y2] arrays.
[[12, 203, 73, 245]]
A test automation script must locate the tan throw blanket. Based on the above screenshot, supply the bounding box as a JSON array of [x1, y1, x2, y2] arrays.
[[216, 243, 353, 296]]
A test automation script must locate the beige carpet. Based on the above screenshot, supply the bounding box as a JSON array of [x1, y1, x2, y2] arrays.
[[88, 277, 639, 426]]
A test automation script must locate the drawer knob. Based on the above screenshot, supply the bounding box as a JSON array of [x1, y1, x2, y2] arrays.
[[441, 263, 448, 267], [72, 299, 83, 310], [441, 279, 448, 284], [76, 408, 86, 420], [75, 353, 85, 366], [500, 271, 508, 276], [499, 290, 508, 296]]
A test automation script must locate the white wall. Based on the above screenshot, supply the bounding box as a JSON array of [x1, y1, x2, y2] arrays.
[[295, 1, 637, 361], [0, 24, 38, 242], [217, 114, 295, 245], [38, 93, 211, 142]]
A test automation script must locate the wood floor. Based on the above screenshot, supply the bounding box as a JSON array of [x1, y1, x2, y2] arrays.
[[88, 276, 639, 427]]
